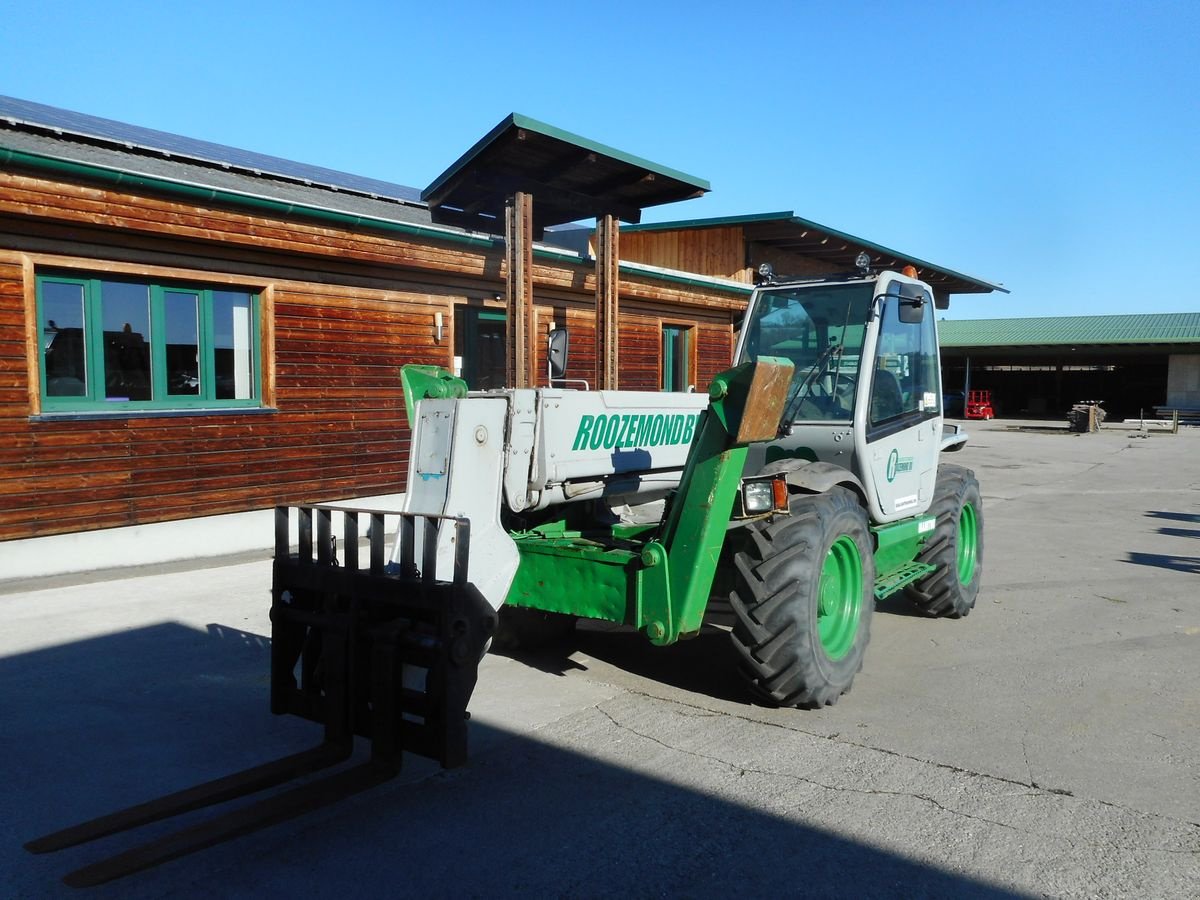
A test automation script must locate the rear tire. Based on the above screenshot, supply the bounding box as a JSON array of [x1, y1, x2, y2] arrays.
[[905, 464, 983, 617], [729, 487, 875, 708]]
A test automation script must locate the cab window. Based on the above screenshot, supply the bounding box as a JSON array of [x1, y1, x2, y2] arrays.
[[869, 284, 939, 428], [738, 282, 872, 422]]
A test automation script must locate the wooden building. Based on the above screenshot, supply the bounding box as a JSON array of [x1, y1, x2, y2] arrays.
[[0, 99, 1002, 560], [0, 99, 747, 545]]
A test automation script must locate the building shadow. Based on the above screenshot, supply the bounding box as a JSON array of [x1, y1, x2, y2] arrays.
[[2, 621, 1025, 899], [1145, 510, 1200, 524], [1125, 551, 1200, 575], [1155, 526, 1199, 540]]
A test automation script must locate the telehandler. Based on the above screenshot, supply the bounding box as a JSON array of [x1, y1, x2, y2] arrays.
[[28, 261, 982, 885], [399, 260, 982, 707]]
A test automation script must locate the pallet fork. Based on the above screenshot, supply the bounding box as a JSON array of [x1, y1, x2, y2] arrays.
[[26, 505, 496, 887]]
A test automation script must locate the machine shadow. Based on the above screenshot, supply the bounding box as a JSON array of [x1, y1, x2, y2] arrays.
[[502, 594, 931, 707], [3, 622, 1023, 898], [576, 621, 752, 704], [492, 620, 750, 703], [873, 593, 934, 618]]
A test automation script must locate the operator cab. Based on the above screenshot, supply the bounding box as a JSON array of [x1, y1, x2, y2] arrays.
[[734, 266, 944, 523]]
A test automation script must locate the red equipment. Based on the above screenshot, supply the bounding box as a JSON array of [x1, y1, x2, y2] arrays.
[[965, 390, 994, 420]]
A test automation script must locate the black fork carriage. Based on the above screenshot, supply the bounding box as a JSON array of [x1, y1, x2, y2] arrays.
[[26, 504, 496, 888]]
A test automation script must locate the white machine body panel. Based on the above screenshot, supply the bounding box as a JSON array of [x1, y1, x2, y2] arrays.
[[397, 388, 711, 607], [532, 389, 709, 487], [398, 396, 519, 611]]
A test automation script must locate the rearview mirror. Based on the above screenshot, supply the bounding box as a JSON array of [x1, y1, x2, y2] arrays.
[[897, 282, 928, 324], [548, 328, 569, 380]]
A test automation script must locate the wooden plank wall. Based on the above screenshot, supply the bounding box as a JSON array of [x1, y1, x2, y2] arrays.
[[616, 312, 732, 393], [696, 322, 735, 387], [528, 301, 732, 393], [0, 258, 24, 409], [746, 245, 832, 280], [0, 263, 456, 539], [0, 168, 747, 541], [609, 227, 849, 285], [530, 301, 597, 389], [616, 314, 661, 391], [616, 226, 748, 283]]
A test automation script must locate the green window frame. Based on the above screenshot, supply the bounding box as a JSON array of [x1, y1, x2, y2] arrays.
[[37, 272, 262, 412], [454, 306, 507, 389], [662, 324, 691, 392]]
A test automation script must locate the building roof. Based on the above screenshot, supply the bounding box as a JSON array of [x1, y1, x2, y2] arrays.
[[621, 211, 1007, 296], [0, 96, 751, 299], [422, 113, 709, 235], [939, 313, 1200, 347], [0, 94, 422, 203], [2, 96, 994, 305], [0, 96, 702, 260]]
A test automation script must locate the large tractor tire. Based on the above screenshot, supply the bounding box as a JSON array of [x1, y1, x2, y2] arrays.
[[729, 487, 875, 708], [905, 464, 983, 618]]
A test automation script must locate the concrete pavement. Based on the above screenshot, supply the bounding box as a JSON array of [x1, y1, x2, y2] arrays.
[[1, 421, 1197, 898]]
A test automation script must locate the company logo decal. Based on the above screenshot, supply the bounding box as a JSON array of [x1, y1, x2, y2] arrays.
[[572, 413, 698, 452], [886, 448, 914, 482]]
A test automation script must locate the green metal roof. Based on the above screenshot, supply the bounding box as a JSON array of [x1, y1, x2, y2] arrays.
[[622, 211, 1006, 296], [621, 211, 795, 231], [422, 113, 709, 234], [939, 313, 1200, 347], [425, 113, 710, 200]]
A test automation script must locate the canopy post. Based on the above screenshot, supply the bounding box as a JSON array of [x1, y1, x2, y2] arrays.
[[505, 191, 535, 388], [595, 213, 619, 390]]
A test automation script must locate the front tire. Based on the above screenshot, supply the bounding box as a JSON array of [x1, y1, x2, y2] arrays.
[[905, 464, 983, 617], [729, 487, 875, 708]]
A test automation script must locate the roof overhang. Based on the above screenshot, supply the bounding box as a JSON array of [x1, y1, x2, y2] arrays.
[[422, 113, 709, 237], [621, 211, 1007, 296]]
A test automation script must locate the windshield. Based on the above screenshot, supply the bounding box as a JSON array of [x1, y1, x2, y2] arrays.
[[737, 282, 872, 421]]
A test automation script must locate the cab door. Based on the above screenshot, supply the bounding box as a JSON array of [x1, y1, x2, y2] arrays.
[[854, 274, 942, 522]]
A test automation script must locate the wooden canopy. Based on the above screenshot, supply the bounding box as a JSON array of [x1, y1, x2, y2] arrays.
[[422, 113, 709, 238]]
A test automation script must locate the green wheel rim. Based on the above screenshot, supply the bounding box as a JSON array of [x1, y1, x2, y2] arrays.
[[817, 535, 864, 660], [957, 502, 979, 584]]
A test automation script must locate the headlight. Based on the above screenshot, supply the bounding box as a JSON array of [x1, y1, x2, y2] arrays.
[[743, 480, 774, 513]]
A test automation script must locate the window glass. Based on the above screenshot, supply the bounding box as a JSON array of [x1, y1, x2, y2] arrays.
[[738, 282, 871, 421], [212, 291, 254, 399], [165, 291, 200, 396], [454, 307, 506, 389], [101, 281, 152, 401], [870, 286, 939, 425], [661, 325, 691, 391], [36, 273, 260, 411], [42, 281, 87, 397]]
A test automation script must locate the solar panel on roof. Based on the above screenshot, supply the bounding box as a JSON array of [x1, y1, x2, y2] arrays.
[[0, 94, 422, 203]]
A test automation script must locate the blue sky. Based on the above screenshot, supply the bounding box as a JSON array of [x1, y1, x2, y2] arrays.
[[2, 0, 1196, 319]]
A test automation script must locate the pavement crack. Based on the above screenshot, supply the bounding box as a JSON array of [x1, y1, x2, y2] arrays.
[[1020, 734, 1036, 788], [595, 694, 1200, 856], [595, 702, 1034, 834], [617, 687, 1043, 792]]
